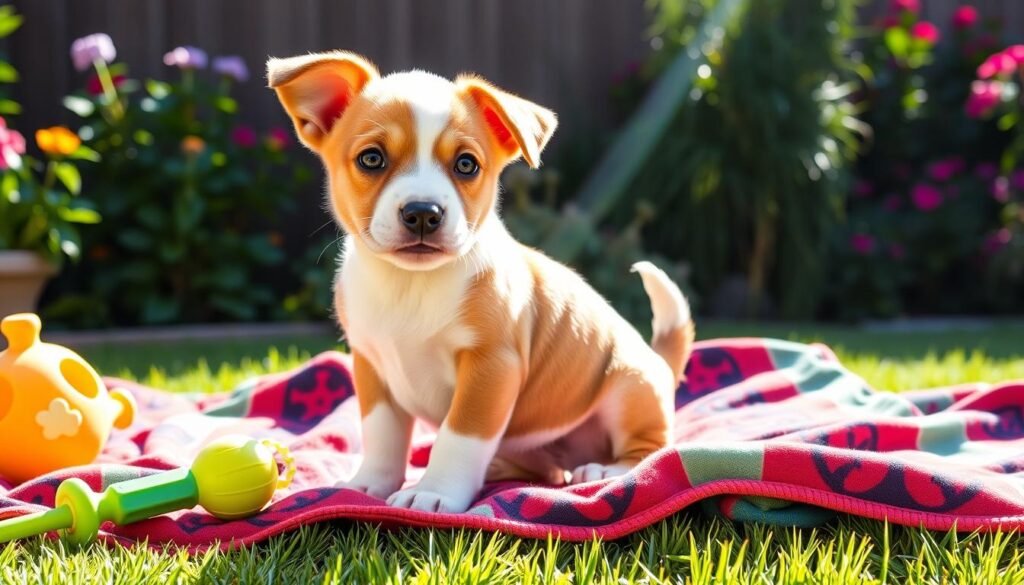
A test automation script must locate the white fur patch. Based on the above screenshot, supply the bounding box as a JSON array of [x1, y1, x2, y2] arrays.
[[631, 261, 690, 336], [336, 403, 412, 499], [387, 425, 499, 513]]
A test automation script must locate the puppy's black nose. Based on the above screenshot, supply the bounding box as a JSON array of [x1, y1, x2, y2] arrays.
[[400, 201, 444, 235]]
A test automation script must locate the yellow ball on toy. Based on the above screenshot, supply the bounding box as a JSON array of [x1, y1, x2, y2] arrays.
[[191, 435, 294, 520]]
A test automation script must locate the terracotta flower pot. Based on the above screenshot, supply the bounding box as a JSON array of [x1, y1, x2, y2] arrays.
[[0, 250, 58, 318]]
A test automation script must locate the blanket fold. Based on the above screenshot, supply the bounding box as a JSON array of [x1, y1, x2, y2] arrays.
[[2, 338, 1023, 551]]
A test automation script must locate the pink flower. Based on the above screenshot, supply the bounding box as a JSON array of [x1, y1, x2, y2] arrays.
[[0, 116, 25, 170], [163, 46, 208, 69], [1011, 169, 1024, 191], [853, 179, 874, 198], [977, 52, 1018, 79], [231, 125, 257, 148], [890, 0, 919, 14], [266, 127, 291, 151], [889, 243, 906, 260], [983, 228, 1012, 255], [850, 233, 875, 255], [910, 22, 940, 44], [212, 55, 249, 82], [911, 183, 943, 211], [884, 194, 902, 211], [70, 33, 116, 72], [1007, 45, 1024, 63], [975, 162, 999, 180], [927, 157, 965, 182], [965, 80, 1002, 118], [991, 176, 1010, 202], [952, 6, 978, 30]]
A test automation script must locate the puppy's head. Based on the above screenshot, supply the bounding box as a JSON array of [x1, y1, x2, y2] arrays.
[[268, 51, 557, 271]]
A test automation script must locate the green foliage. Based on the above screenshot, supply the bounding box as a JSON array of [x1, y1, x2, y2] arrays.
[[501, 165, 697, 328], [617, 0, 861, 319], [46, 53, 310, 326], [0, 5, 99, 265]]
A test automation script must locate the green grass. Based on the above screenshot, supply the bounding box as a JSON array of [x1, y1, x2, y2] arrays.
[[5, 324, 1024, 583]]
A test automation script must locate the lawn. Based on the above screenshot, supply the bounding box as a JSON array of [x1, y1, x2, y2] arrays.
[[5, 324, 1024, 583]]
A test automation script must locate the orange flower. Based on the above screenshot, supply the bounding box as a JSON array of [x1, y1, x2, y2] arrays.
[[35, 126, 81, 156], [181, 135, 206, 155]]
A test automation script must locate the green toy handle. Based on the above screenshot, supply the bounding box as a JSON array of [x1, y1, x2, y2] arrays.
[[0, 468, 199, 545]]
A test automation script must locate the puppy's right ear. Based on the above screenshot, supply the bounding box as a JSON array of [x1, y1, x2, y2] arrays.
[[267, 51, 379, 151]]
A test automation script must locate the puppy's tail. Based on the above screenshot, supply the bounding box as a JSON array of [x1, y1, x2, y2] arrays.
[[631, 261, 695, 382]]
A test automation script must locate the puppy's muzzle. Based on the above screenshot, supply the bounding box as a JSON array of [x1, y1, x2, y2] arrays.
[[400, 201, 445, 236]]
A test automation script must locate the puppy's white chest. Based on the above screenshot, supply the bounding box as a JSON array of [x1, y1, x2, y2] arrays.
[[340, 246, 477, 424]]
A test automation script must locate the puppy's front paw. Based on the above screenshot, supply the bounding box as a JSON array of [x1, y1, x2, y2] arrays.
[[336, 468, 404, 500], [569, 463, 631, 484], [386, 485, 473, 514]]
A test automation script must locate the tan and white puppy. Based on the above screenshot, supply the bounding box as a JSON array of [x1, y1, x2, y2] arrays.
[[268, 51, 694, 514]]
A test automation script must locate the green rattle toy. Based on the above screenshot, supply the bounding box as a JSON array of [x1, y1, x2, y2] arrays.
[[0, 434, 295, 545]]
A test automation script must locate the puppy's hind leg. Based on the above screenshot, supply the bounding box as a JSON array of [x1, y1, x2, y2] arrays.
[[568, 373, 672, 484]]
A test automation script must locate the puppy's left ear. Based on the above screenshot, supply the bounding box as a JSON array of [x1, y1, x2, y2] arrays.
[[457, 76, 557, 169], [267, 51, 379, 152]]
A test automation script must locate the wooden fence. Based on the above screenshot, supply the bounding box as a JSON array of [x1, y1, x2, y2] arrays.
[[8, 0, 651, 143]]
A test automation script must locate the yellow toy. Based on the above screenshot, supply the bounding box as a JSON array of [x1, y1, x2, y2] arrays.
[[0, 313, 136, 484], [0, 435, 296, 545]]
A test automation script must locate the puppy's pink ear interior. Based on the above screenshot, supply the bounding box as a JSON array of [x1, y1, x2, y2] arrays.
[[267, 51, 379, 151], [457, 77, 557, 169]]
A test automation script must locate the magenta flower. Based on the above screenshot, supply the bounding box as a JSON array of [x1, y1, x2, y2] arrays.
[[977, 52, 1018, 79], [890, 0, 919, 14], [927, 157, 965, 182], [911, 183, 943, 211], [965, 80, 1002, 118], [163, 46, 208, 69], [0, 116, 25, 170], [991, 176, 1010, 203], [212, 55, 249, 82], [975, 162, 999, 180], [850, 233, 875, 255], [910, 22, 940, 44], [70, 33, 116, 72], [231, 125, 257, 148], [266, 127, 291, 151], [952, 6, 978, 30]]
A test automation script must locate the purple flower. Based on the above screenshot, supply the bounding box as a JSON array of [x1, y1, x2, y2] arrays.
[[983, 229, 1012, 255], [927, 157, 965, 182], [911, 183, 943, 211], [850, 233, 875, 255], [231, 125, 257, 148], [70, 33, 116, 72], [213, 55, 249, 82], [163, 46, 208, 69]]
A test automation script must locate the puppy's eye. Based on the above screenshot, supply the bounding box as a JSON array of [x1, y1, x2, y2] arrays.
[[357, 148, 386, 171], [454, 153, 480, 177]]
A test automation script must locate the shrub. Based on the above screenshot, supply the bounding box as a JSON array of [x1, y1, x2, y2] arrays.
[[46, 38, 310, 326], [827, 2, 1012, 320], [613, 0, 862, 319]]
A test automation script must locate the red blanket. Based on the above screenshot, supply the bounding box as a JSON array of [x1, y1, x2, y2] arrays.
[[2, 338, 1024, 551]]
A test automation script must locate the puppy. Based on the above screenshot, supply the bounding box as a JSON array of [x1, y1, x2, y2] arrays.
[[268, 51, 694, 514]]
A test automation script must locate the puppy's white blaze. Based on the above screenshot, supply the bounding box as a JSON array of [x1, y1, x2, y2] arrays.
[[631, 261, 690, 336]]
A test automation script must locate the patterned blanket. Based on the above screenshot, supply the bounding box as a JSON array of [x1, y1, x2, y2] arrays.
[[2, 338, 1023, 552]]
